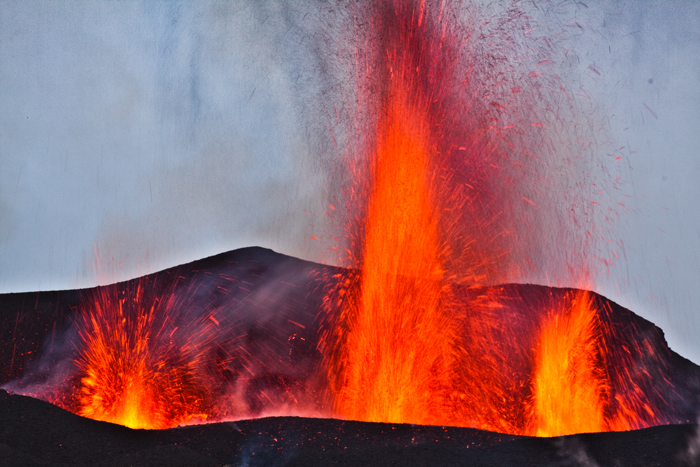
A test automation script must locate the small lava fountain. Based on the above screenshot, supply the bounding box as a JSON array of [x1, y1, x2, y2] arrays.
[[74, 283, 213, 429]]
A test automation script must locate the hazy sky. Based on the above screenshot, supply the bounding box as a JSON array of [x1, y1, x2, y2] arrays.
[[0, 1, 698, 363]]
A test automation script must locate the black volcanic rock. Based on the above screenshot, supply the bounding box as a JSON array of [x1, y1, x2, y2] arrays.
[[0, 389, 698, 466]]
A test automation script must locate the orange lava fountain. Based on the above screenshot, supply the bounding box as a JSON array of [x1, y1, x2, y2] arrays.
[[330, 78, 458, 426], [74, 284, 211, 429], [526, 289, 662, 436], [528, 290, 610, 436], [326, 0, 508, 429]]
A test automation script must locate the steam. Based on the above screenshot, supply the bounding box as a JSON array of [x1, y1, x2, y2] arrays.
[[680, 418, 700, 466], [1, 326, 79, 402], [0, 1, 342, 293], [554, 437, 602, 467]]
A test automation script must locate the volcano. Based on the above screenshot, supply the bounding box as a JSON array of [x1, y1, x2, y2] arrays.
[[1, 247, 699, 465]]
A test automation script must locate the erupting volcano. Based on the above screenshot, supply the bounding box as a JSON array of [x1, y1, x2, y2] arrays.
[[1, 3, 699, 465]]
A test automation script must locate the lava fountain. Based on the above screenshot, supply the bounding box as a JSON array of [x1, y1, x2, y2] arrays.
[[323, 0, 661, 436], [73, 282, 213, 429], [529, 290, 612, 436], [325, 0, 521, 428], [328, 74, 458, 426], [7, 249, 329, 430]]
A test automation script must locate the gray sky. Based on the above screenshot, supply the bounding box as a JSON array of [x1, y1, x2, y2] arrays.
[[569, 1, 700, 365], [0, 1, 698, 363], [0, 1, 340, 288]]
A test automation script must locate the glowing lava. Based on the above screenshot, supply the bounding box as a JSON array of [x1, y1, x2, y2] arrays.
[[329, 77, 458, 426], [9, 1, 677, 437], [74, 284, 211, 429], [326, 0, 509, 429], [528, 290, 609, 436]]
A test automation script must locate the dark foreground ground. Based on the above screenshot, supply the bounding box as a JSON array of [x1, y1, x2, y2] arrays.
[[1, 389, 697, 467]]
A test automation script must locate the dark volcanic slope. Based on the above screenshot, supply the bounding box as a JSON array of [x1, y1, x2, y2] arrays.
[[1, 389, 698, 467], [2, 246, 700, 466], [0, 247, 334, 388]]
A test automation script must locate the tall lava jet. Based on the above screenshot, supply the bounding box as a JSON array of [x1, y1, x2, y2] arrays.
[[322, 0, 661, 436]]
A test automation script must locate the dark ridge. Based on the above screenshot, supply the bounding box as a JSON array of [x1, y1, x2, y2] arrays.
[[0, 389, 697, 467], [0, 246, 336, 385]]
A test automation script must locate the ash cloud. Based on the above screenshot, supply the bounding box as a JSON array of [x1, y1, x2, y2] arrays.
[[2, 325, 80, 402], [0, 1, 343, 292]]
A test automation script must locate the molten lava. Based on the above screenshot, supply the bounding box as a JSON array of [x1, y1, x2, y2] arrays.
[[326, 0, 511, 429], [529, 290, 610, 436], [74, 284, 211, 429], [330, 77, 458, 426]]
